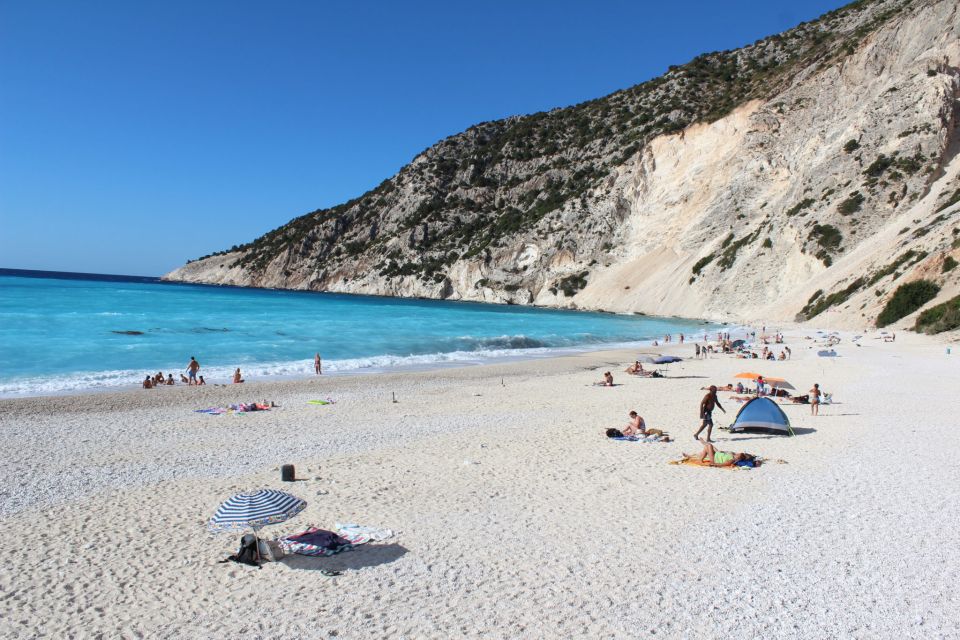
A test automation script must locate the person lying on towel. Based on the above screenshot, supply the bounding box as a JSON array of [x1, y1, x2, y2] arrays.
[[683, 439, 758, 467]]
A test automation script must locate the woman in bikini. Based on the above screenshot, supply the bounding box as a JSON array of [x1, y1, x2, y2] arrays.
[[684, 439, 757, 466]]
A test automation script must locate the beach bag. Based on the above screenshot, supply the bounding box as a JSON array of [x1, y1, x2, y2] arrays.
[[258, 539, 285, 562], [220, 533, 261, 567], [605, 428, 624, 438]]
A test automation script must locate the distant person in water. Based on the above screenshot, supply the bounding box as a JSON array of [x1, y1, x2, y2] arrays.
[[143, 375, 153, 389], [166, 374, 175, 386], [233, 368, 244, 384], [694, 385, 725, 442], [314, 352, 322, 375], [187, 356, 200, 385], [197, 375, 206, 386]]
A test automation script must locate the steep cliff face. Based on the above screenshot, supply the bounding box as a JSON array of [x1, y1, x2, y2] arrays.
[[166, 0, 960, 329]]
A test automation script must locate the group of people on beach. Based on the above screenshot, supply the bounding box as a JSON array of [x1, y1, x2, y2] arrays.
[[142, 352, 326, 389], [143, 356, 207, 388], [604, 328, 831, 465]]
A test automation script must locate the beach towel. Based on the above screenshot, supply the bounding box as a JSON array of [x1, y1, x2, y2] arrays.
[[195, 403, 270, 415], [308, 398, 335, 406], [335, 523, 394, 543], [278, 527, 365, 557], [611, 435, 669, 443], [669, 457, 761, 469]]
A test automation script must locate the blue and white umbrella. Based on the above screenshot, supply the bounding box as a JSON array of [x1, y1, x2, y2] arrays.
[[208, 489, 307, 533], [653, 355, 683, 364]]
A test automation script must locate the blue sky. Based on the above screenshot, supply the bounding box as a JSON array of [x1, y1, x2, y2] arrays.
[[0, 0, 849, 276]]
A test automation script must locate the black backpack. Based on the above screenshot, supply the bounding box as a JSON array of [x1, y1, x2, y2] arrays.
[[220, 533, 261, 567], [605, 428, 624, 438]]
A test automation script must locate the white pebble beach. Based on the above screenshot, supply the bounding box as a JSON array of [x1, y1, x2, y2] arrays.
[[1, 330, 958, 639]]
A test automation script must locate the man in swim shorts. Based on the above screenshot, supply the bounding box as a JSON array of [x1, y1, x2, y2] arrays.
[[187, 356, 200, 385], [693, 385, 726, 442]]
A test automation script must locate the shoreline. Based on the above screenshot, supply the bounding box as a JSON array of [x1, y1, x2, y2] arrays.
[[0, 332, 738, 401]]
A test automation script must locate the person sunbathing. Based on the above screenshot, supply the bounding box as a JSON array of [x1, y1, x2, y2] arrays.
[[142, 376, 153, 389], [166, 374, 175, 385], [622, 411, 646, 435], [233, 368, 245, 384], [684, 439, 757, 467], [595, 371, 614, 386], [625, 361, 642, 374], [701, 384, 734, 391], [180, 373, 189, 383]]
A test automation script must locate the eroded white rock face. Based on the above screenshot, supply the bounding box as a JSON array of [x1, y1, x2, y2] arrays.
[[166, 0, 960, 327]]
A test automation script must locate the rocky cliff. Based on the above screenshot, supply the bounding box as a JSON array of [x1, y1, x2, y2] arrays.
[[165, 0, 960, 330]]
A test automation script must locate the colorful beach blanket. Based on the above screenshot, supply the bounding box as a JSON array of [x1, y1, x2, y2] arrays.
[[612, 435, 670, 443], [279, 523, 394, 557], [669, 457, 761, 469], [279, 528, 364, 557], [195, 403, 271, 415]]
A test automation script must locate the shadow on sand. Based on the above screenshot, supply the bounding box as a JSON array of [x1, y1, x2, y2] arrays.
[[713, 427, 817, 442], [281, 543, 408, 572]]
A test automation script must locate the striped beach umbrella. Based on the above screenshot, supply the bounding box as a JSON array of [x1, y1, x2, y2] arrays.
[[208, 489, 307, 533]]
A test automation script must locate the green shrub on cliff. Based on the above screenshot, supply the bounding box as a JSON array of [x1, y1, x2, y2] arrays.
[[876, 280, 940, 327]]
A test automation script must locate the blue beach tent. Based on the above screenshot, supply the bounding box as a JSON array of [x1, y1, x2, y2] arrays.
[[729, 397, 793, 436]]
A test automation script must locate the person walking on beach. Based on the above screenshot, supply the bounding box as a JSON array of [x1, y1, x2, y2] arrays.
[[314, 352, 322, 375], [694, 385, 725, 442], [810, 383, 821, 416], [186, 356, 200, 385]]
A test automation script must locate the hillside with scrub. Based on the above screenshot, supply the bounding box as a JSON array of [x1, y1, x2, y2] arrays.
[[166, 0, 960, 332]]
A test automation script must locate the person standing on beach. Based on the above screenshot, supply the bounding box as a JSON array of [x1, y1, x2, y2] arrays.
[[186, 356, 200, 385], [694, 385, 725, 442], [314, 352, 322, 375], [810, 383, 821, 416]]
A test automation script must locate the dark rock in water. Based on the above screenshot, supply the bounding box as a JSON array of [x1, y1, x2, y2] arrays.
[[192, 327, 230, 333], [112, 330, 144, 335]]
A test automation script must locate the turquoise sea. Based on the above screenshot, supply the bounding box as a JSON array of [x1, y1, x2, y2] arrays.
[[0, 269, 719, 397]]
